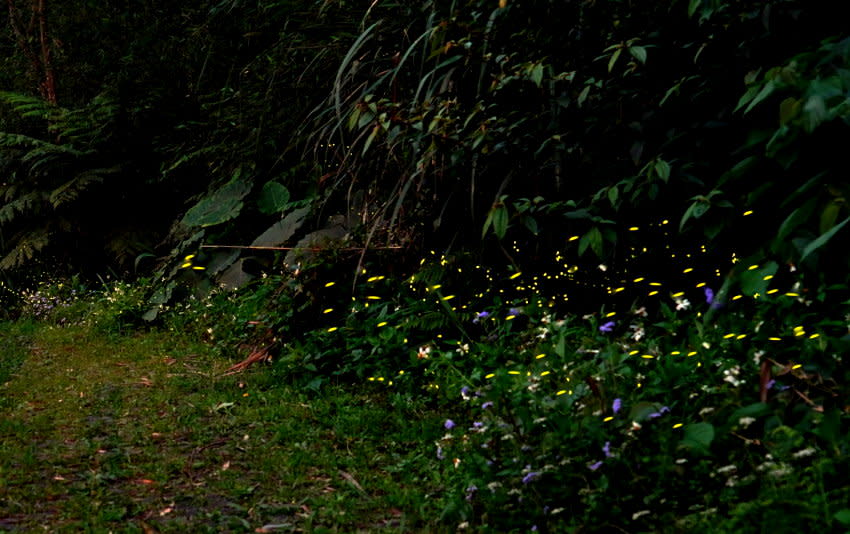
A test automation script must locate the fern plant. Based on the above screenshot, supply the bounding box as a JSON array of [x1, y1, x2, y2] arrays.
[[0, 91, 146, 272]]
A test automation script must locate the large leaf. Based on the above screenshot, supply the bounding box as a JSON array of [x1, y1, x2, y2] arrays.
[[181, 172, 252, 228], [218, 258, 254, 290], [800, 215, 850, 263], [251, 207, 310, 248], [738, 261, 778, 296], [257, 181, 291, 215], [679, 422, 714, 455]]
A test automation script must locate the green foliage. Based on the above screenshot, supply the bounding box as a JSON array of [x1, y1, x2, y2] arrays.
[[180, 169, 252, 229], [0, 90, 152, 272]]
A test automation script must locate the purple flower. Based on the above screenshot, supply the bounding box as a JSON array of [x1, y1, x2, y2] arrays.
[[588, 461, 604, 471], [509, 307, 522, 316], [522, 471, 540, 484], [766, 379, 775, 390], [603, 441, 613, 458], [436, 446, 444, 460], [648, 406, 670, 419], [599, 321, 616, 333], [472, 421, 484, 429], [612, 398, 622, 414], [704, 287, 715, 305], [473, 311, 490, 323], [444, 419, 456, 430], [481, 401, 493, 410], [465, 485, 478, 501]]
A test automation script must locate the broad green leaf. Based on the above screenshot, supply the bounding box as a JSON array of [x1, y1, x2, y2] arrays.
[[739, 262, 777, 296], [779, 97, 800, 125], [578, 231, 591, 256], [181, 173, 251, 228], [607, 185, 619, 206], [743, 81, 776, 114], [654, 159, 671, 182], [257, 181, 291, 215], [834, 509, 850, 526], [660, 82, 680, 107], [347, 108, 361, 131], [577, 85, 591, 107], [564, 208, 592, 220], [251, 206, 310, 248], [607, 48, 622, 73], [492, 204, 509, 239], [680, 203, 697, 231], [629, 45, 647, 64], [529, 63, 544, 87], [776, 201, 816, 242], [800, 215, 850, 263], [820, 201, 842, 234], [482, 210, 493, 238], [735, 85, 760, 113], [357, 110, 375, 129], [679, 422, 714, 455], [218, 258, 254, 290], [522, 215, 539, 235], [687, 0, 701, 17], [555, 335, 565, 357], [579, 227, 603, 257], [362, 124, 380, 155]]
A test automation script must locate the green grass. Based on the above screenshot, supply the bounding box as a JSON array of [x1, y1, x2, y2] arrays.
[[0, 322, 445, 533]]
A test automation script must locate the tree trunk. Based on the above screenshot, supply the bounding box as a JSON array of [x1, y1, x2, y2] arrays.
[[6, 0, 57, 104]]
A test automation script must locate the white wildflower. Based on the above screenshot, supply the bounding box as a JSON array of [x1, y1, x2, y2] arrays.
[[738, 417, 756, 428], [632, 510, 650, 520], [632, 327, 645, 341], [792, 447, 816, 459], [716, 464, 737, 475], [675, 298, 691, 311], [769, 466, 792, 478]]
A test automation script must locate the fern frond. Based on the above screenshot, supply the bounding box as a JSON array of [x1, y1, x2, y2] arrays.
[[0, 228, 50, 270], [0, 192, 45, 224], [0, 91, 54, 120], [49, 166, 121, 208]]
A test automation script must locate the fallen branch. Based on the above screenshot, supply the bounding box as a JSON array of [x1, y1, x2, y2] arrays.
[[222, 344, 275, 375]]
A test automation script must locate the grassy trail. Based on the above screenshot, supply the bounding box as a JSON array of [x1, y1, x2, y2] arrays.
[[0, 323, 442, 533]]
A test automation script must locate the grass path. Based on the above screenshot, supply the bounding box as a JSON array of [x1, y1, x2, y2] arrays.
[[0, 322, 443, 533]]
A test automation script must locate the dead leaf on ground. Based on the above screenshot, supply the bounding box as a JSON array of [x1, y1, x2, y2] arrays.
[[256, 524, 293, 533], [338, 469, 366, 494]]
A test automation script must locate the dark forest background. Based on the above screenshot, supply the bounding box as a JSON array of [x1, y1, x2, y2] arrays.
[[1, 0, 848, 307]]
